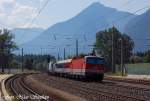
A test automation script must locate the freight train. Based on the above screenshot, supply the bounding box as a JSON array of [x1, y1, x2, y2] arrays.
[[48, 56, 105, 81]]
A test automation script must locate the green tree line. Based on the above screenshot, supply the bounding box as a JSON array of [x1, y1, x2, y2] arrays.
[[0, 28, 56, 73], [95, 27, 134, 73], [15, 54, 55, 71], [0, 29, 17, 73], [132, 50, 150, 63]]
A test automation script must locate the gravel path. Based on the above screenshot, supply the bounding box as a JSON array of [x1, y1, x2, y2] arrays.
[[0, 74, 12, 101]]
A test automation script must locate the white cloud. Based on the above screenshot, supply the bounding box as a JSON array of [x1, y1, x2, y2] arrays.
[[0, 0, 16, 5], [38, 0, 45, 3], [0, 0, 13, 14], [0, 0, 40, 29], [11, 3, 37, 19]]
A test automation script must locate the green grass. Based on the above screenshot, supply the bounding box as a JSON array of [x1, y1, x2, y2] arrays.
[[0, 69, 40, 74], [126, 63, 150, 75], [105, 72, 125, 76]]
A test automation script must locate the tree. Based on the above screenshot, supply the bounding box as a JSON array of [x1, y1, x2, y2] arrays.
[[95, 27, 134, 73], [144, 50, 150, 63], [121, 34, 134, 63], [25, 58, 33, 70], [133, 50, 150, 63], [136, 51, 144, 57], [0, 29, 17, 73]]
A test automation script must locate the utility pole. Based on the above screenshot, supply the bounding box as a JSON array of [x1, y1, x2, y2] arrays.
[[76, 39, 78, 57], [120, 38, 123, 76], [40, 47, 42, 55], [57, 53, 60, 61], [8, 50, 11, 73], [21, 48, 24, 72], [112, 27, 114, 73], [1, 49, 4, 73], [64, 47, 66, 60]]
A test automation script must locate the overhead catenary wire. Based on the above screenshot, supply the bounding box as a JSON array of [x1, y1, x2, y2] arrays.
[[111, 5, 150, 26], [25, 0, 50, 27], [17, 0, 50, 43], [116, 5, 150, 42], [110, 4, 150, 53], [18, 1, 150, 55], [21, 0, 135, 42], [46, 1, 135, 55], [118, 0, 135, 9]]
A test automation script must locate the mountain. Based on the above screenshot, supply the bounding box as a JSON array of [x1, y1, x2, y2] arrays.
[[11, 28, 44, 45], [21, 2, 135, 56], [124, 9, 150, 51]]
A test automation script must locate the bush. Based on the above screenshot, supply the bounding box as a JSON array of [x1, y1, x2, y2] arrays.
[[130, 56, 143, 63]]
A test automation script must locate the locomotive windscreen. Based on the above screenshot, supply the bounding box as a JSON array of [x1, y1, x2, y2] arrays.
[[86, 57, 104, 65]]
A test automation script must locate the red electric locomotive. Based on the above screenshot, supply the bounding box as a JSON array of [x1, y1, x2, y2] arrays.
[[48, 56, 105, 81]]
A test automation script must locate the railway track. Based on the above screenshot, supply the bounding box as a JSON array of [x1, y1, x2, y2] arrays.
[[32, 74, 149, 101], [6, 73, 150, 101], [0, 79, 5, 101], [105, 76, 150, 85], [50, 77, 146, 101], [6, 74, 49, 101], [91, 81, 150, 100]]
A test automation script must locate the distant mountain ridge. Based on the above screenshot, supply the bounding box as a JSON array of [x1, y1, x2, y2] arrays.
[[12, 28, 44, 45], [124, 9, 150, 51], [20, 2, 135, 56], [19, 2, 150, 56]]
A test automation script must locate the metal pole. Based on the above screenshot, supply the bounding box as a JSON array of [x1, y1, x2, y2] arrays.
[[121, 38, 123, 76], [112, 28, 114, 73], [64, 47, 66, 60], [76, 39, 78, 57], [21, 48, 24, 72], [40, 47, 42, 55], [57, 53, 60, 61], [1, 49, 4, 73]]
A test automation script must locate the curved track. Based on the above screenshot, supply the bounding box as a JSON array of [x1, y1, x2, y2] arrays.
[[6, 74, 48, 101], [6, 74, 150, 101]]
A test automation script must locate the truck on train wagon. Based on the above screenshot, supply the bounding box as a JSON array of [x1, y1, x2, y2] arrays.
[[48, 56, 105, 81]]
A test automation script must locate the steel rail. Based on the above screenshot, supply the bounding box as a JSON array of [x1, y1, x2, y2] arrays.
[[46, 76, 144, 101], [9, 75, 48, 101]]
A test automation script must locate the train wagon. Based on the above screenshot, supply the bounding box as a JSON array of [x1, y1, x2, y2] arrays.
[[48, 56, 105, 81]]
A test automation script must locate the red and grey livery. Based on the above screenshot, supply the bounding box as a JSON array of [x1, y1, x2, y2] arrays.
[[48, 56, 105, 81]]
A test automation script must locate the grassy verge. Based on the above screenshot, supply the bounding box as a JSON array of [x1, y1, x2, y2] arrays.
[[126, 63, 150, 75], [0, 69, 40, 74], [105, 71, 127, 76], [105, 63, 150, 76]]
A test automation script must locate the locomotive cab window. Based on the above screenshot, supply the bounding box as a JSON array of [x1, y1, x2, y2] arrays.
[[86, 57, 104, 65], [56, 63, 65, 68]]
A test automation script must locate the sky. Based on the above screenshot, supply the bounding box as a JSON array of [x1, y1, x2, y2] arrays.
[[0, 0, 150, 29]]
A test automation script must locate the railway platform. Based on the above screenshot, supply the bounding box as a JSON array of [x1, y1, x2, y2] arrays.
[[0, 74, 13, 101], [127, 75, 150, 79], [107, 74, 150, 80]]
